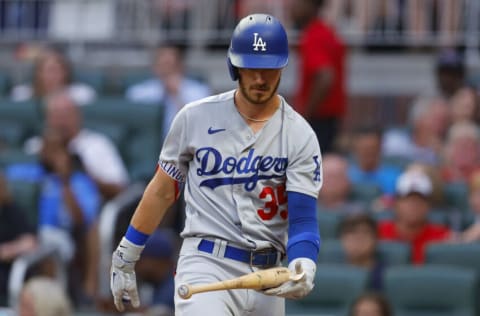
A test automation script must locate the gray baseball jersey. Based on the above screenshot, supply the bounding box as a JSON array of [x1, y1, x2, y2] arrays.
[[159, 89, 322, 253]]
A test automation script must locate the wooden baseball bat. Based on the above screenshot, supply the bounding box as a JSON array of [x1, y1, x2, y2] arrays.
[[177, 267, 304, 299]]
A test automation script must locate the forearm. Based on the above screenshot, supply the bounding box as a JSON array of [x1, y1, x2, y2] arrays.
[[305, 69, 334, 118], [129, 169, 177, 235], [0, 234, 37, 262], [62, 183, 85, 225]]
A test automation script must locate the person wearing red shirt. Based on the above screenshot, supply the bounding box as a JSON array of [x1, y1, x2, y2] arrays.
[[378, 169, 451, 264], [290, 0, 346, 153]]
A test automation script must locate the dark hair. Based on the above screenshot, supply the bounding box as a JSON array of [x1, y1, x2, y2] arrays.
[[350, 292, 393, 316], [339, 214, 377, 237]]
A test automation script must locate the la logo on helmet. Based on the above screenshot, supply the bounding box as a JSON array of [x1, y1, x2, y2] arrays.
[[252, 33, 267, 51]]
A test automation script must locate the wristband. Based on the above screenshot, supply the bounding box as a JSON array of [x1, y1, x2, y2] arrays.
[[125, 225, 150, 246]]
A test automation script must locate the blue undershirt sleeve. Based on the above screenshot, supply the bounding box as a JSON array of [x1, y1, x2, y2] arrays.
[[286, 191, 321, 263]]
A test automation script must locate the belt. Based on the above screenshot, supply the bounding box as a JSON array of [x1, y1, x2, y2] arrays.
[[198, 239, 280, 268]]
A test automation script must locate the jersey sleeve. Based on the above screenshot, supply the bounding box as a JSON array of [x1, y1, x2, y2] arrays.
[[158, 108, 190, 182], [286, 129, 322, 198]]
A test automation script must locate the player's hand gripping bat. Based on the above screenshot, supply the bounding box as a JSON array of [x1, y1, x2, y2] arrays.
[[177, 267, 305, 299]]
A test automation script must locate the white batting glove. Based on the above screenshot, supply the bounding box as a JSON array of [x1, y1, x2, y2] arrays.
[[263, 258, 316, 299], [110, 237, 145, 311]]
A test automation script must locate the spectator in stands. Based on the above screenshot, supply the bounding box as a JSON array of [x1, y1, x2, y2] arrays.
[[18, 276, 72, 316], [348, 125, 402, 206], [0, 171, 37, 307], [25, 92, 129, 200], [126, 43, 211, 139], [36, 128, 100, 261], [10, 48, 96, 106], [434, 49, 466, 100], [378, 169, 451, 264], [318, 153, 364, 214], [441, 121, 480, 183], [136, 229, 176, 313], [340, 214, 385, 291], [458, 170, 480, 242], [96, 229, 177, 314], [349, 292, 392, 316], [290, 0, 346, 153], [382, 96, 450, 165], [450, 86, 478, 124]]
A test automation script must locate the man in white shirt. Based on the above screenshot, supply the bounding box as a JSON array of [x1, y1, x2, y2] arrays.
[[32, 92, 130, 200], [125, 44, 211, 139]]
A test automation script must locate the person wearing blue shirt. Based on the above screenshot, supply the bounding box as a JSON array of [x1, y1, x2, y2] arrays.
[[348, 126, 402, 200]]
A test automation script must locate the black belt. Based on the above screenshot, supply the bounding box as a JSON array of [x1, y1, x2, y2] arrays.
[[198, 239, 280, 268]]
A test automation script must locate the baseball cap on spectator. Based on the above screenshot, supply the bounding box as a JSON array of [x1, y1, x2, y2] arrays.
[[436, 49, 464, 72], [396, 170, 433, 198]]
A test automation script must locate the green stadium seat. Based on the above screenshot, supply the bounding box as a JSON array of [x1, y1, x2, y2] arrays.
[[385, 265, 478, 316], [318, 239, 344, 263], [80, 99, 164, 182], [426, 243, 480, 274], [317, 211, 343, 240], [377, 241, 410, 265], [119, 71, 152, 93], [443, 182, 469, 212], [0, 72, 8, 96], [0, 100, 42, 149], [318, 239, 410, 266], [349, 183, 382, 206], [0, 150, 37, 168], [7, 179, 39, 227], [286, 264, 369, 316], [74, 69, 106, 93]]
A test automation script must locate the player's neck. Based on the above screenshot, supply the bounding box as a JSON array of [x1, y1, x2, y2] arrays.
[[234, 90, 280, 123]]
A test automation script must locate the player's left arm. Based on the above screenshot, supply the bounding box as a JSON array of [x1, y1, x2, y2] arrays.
[[264, 127, 322, 299]]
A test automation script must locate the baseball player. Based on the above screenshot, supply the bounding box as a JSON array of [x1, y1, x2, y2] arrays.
[[110, 14, 322, 315]]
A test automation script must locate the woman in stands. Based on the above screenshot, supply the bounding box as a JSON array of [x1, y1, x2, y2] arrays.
[[10, 48, 96, 105]]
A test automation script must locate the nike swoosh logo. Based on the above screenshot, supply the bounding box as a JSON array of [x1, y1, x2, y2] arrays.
[[208, 127, 226, 134]]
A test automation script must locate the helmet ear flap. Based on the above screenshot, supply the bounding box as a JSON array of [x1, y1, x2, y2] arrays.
[[227, 57, 239, 81]]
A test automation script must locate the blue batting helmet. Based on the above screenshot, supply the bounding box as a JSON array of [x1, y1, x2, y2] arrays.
[[227, 14, 289, 80]]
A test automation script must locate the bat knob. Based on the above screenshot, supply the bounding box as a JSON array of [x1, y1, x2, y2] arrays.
[[178, 284, 192, 299]]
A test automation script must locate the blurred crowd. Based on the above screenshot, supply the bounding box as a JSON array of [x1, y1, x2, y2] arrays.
[[0, 0, 480, 316]]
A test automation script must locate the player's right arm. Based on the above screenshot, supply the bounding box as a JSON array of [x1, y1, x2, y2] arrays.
[[110, 167, 178, 311]]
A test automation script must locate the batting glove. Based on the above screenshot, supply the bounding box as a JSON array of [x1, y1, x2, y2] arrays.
[[110, 237, 145, 311], [263, 258, 316, 299]]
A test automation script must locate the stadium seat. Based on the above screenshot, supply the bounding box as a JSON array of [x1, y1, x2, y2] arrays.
[[385, 265, 478, 316], [118, 70, 152, 93], [0, 72, 8, 96], [443, 182, 469, 212], [318, 239, 344, 263], [317, 211, 343, 240], [74, 69, 106, 93], [80, 99, 164, 182], [0, 100, 42, 149], [426, 243, 480, 274], [6, 179, 39, 227], [349, 183, 382, 206], [318, 239, 410, 266], [377, 241, 410, 265], [286, 264, 369, 316]]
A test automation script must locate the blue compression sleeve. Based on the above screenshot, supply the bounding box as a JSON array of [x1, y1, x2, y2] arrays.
[[125, 225, 150, 246], [286, 191, 321, 263]]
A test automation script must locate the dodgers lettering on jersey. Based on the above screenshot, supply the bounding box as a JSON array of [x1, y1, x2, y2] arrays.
[[159, 90, 322, 252], [195, 147, 288, 191]]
